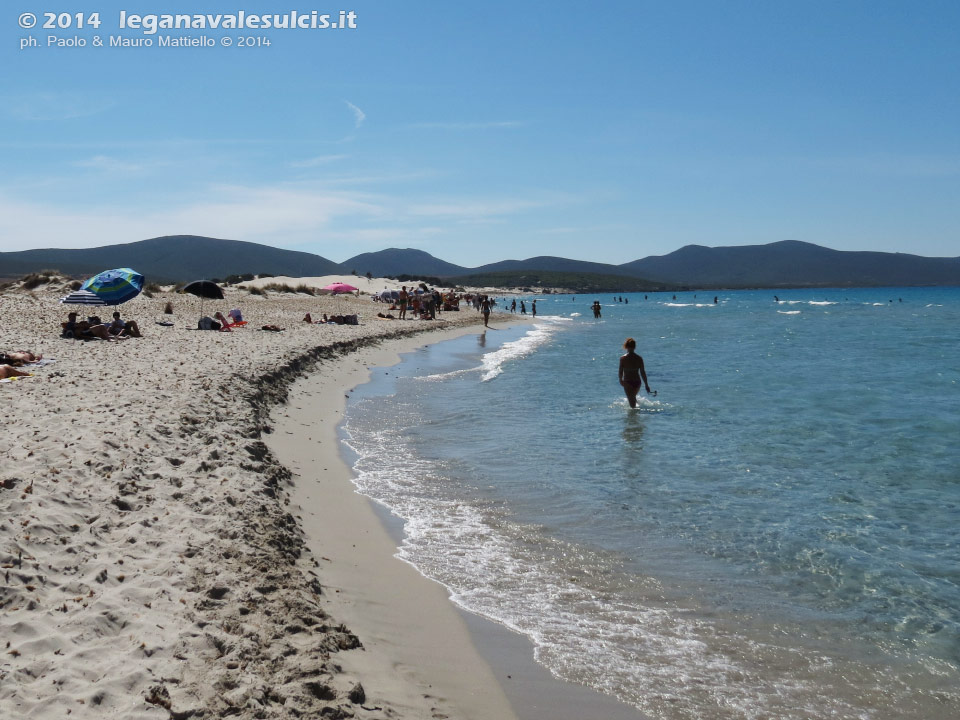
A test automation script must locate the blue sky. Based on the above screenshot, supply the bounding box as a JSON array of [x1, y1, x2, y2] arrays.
[[3, 1, 958, 266]]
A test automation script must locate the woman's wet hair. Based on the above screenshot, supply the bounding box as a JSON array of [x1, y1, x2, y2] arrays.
[[623, 337, 636, 350]]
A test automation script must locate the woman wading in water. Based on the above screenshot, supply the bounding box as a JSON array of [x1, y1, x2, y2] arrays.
[[618, 337, 653, 408]]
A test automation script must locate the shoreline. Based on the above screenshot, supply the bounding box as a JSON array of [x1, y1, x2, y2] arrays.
[[266, 323, 648, 720], [1, 276, 643, 719], [267, 326, 519, 720]]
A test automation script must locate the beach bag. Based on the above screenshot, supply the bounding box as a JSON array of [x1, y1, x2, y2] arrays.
[[198, 316, 221, 331]]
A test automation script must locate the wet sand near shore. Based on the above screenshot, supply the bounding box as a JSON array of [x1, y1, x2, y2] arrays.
[[268, 325, 650, 720]]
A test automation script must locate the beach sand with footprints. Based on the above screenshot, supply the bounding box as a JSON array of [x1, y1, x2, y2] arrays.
[[1, 274, 525, 720]]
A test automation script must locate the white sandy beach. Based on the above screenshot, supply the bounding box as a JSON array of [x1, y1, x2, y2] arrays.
[[0, 276, 520, 719], [236, 274, 554, 297]]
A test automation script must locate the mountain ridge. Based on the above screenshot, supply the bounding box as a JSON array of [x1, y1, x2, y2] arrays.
[[0, 235, 341, 284], [2, 236, 958, 288]]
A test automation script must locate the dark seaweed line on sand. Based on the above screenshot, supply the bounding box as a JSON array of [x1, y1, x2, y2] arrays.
[[160, 328, 455, 720]]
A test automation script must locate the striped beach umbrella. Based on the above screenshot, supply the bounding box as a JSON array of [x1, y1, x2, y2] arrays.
[[60, 288, 108, 306], [79, 267, 145, 305]]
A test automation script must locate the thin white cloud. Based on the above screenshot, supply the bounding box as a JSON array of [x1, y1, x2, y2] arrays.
[[535, 223, 630, 235], [535, 226, 579, 234], [0, 185, 386, 251], [0, 180, 567, 258], [288, 154, 349, 168], [345, 101, 366, 128], [409, 121, 524, 130], [408, 198, 546, 218], [797, 153, 960, 178], [72, 155, 145, 174], [319, 169, 440, 186], [323, 226, 446, 244], [3, 92, 114, 121]]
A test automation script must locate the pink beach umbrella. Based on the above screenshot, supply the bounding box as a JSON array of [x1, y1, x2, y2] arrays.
[[322, 282, 359, 295]]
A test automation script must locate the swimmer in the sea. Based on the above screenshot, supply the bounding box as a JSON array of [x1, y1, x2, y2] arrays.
[[618, 337, 652, 408]]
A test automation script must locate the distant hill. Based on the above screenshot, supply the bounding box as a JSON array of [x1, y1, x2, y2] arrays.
[[380, 242, 960, 287], [622, 240, 960, 288], [471, 255, 635, 277], [0, 235, 340, 283], [339, 248, 468, 278], [450, 270, 664, 293], [2, 236, 958, 289]]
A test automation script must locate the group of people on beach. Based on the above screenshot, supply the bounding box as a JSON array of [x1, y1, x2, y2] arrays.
[[61, 311, 142, 340], [385, 286, 443, 320], [504, 298, 534, 315], [52, 293, 654, 410]]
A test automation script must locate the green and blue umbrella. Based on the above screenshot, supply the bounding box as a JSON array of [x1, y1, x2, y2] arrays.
[[75, 267, 145, 305]]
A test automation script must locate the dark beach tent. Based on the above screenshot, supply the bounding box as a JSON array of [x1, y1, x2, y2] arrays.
[[180, 280, 224, 299], [180, 280, 225, 324]]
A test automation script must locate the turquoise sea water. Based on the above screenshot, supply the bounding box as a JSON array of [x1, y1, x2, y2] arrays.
[[341, 287, 960, 719]]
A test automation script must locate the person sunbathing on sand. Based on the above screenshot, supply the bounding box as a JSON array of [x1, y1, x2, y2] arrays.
[[109, 311, 142, 337], [0, 350, 42, 364], [0, 364, 31, 379], [80, 320, 120, 340]]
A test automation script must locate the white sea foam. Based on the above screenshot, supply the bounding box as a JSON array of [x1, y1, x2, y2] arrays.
[[664, 303, 715, 308], [808, 300, 837, 306], [413, 320, 567, 383], [479, 318, 567, 381], [416, 366, 482, 382], [341, 411, 862, 720], [341, 421, 737, 716], [611, 396, 666, 412], [777, 310, 801, 315]]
